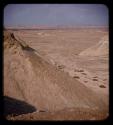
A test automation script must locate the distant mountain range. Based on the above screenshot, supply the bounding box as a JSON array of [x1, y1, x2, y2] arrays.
[[4, 25, 108, 30]]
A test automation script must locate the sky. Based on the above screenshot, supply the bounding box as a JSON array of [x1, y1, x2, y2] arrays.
[[4, 4, 108, 27]]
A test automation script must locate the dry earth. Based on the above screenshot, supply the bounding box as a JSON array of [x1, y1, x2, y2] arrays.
[[4, 28, 109, 120]]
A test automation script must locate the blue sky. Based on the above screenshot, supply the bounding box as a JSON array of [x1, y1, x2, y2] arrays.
[[4, 4, 108, 27]]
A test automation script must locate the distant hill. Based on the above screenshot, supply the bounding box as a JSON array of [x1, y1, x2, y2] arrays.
[[4, 26, 108, 30], [79, 36, 108, 56]]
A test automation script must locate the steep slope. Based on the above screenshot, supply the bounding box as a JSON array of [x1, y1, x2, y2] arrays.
[[79, 36, 108, 56], [4, 31, 108, 115]]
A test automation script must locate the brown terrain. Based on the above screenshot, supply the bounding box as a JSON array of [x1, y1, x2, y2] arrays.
[[4, 28, 109, 120]]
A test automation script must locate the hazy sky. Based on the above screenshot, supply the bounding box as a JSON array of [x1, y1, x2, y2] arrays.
[[4, 4, 108, 27]]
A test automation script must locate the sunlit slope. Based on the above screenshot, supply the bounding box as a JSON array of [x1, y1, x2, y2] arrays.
[[79, 36, 108, 56]]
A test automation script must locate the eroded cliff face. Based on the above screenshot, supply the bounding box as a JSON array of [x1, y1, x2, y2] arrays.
[[4, 31, 108, 114]]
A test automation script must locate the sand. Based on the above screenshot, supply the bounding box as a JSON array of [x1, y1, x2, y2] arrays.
[[4, 28, 109, 120]]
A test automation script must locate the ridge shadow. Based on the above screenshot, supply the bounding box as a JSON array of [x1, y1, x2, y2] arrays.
[[4, 96, 36, 116]]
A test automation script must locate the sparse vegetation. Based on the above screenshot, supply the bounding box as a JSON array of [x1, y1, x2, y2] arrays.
[[58, 65, 65, 69], [81, 72, 87, 75], [93, 76, 98, 78], [79, 70, 84, 72], [73, 76, 80, 79], [92, 78, 98, 81], [99, 85, 106, 88], [74, 69, 84, 72]]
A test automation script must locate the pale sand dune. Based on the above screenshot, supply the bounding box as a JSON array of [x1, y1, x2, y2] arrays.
[[4, 31, 108, 120], [79, 36, 108, 56]]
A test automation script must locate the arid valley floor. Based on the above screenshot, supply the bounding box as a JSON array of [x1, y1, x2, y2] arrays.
[[4, 27, 109, 120]]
